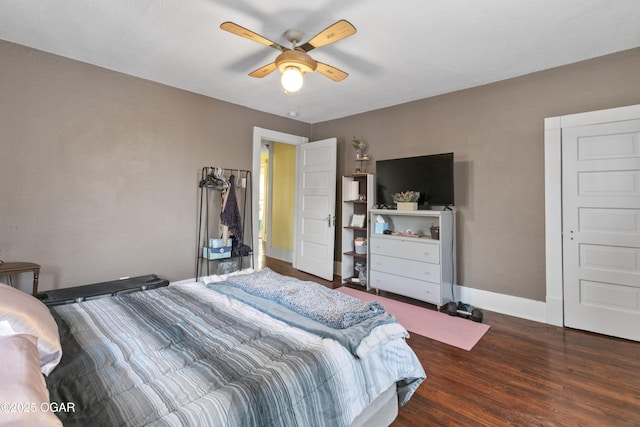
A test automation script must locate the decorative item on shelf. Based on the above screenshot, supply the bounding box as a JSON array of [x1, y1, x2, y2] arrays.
[[351, 137, 370, 172], [354, 237, 367, 254], [392, 191, 420, 211], [350, 214, 366, 228], [430, 225, 440, 240], [354, 261, 367, 286], [374, 214, 389, 234], [203, 238, 233, 260], [346, 180, 360, 201]]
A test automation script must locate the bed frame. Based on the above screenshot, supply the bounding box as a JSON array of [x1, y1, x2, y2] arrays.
[[350, 385, 399, 426]]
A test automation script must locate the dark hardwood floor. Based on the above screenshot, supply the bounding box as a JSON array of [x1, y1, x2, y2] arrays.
[[264, 256, 640, 426]]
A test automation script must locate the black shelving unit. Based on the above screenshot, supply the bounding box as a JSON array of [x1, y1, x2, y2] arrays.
[[195, 166, 253, 280]]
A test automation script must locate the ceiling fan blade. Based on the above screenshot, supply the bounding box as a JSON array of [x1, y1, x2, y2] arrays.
[[249, 62, 277, 78], [220, 22, 285, 51], [315, 62, 348, 82], [299, 20, 356, 52]]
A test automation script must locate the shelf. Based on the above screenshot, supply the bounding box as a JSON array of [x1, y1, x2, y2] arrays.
[[342, 174, 374, 293], [343, 276, 365, 286], [196, 167, 253, 279], [370, 208, 448, 216], [370, 233, 439, 242], [197, 254, 252, 262], [343, 251, 367, 258]]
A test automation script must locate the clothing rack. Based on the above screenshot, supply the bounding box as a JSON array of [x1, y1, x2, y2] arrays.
[[195, 166, 253, 280]]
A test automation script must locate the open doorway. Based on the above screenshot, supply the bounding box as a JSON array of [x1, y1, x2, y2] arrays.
[[252, 127, 308, 268], [258, 141, 297, 266], [258, 144, 269, 268]]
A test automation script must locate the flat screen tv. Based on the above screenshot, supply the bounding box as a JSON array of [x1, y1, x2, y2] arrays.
[[375, 153, 454, 209]]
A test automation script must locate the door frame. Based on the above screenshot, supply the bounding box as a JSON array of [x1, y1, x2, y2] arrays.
[[252, 127, 308, 266], [544, 104, 640, 326]]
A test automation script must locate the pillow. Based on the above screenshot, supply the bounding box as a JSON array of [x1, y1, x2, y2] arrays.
[[0, 334, 63, 427], [0, 283, 62, 375]]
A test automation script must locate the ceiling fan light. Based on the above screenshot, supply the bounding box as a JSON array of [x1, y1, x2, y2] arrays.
[[281, 67, 304, 93]]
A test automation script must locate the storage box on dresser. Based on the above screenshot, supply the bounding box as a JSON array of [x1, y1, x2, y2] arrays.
[[368, 209, 455, 308]]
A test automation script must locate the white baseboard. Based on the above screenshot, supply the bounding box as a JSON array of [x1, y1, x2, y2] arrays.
[[545, 296, 564, 326], [266, 247, 292, 263], [338, 257, 549, 323], [337, 259, 549, 323], [455, 285, 547, 324]]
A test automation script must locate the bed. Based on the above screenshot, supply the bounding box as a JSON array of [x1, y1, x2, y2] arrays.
[[0, 268, 425, 426]]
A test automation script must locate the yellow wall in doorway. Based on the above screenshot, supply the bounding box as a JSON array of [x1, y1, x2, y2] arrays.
[[271, 142, 296, 251]]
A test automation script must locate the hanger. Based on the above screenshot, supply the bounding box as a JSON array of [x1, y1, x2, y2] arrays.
[[215, 167, 230, 190], [198, 167, 229, 190]]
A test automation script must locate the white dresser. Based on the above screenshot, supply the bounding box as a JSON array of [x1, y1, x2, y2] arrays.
[[368, 209, 455, 308]]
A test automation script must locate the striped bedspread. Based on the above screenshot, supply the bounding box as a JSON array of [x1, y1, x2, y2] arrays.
[[46, 282, 425, 426]]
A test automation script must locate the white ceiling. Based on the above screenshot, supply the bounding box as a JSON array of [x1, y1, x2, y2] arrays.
[[1, 0, 638, 123]]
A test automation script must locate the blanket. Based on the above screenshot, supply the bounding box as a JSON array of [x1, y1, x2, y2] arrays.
[[223, 268, 385, 329], [211, 283, 408, 358]]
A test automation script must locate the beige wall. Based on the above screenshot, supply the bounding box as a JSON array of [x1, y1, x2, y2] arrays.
[[312, 48, 640, 301], [2, 38, 639, 303], [0, 40, 309, 291]]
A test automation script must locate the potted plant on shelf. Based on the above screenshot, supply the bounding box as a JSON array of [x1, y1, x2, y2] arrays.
[[351, 137, 369, 160], [351, 137, 370, 173], [392, 191, 420, 211]]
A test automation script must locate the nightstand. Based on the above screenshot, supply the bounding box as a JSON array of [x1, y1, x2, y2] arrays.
[[0, 262, 40, 297]]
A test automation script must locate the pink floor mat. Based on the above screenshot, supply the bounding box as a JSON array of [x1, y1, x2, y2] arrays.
[[337, 286, 490, 351]]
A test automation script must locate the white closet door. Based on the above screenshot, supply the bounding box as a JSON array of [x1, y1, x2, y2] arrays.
[[562, 119, 640, 341]]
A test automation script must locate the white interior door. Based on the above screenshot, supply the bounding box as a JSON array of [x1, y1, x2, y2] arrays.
[[562, 119, 640, 341], [293, 138, 337, 280]]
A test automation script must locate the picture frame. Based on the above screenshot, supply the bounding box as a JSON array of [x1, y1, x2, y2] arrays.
[[350, 214, 366, 228]]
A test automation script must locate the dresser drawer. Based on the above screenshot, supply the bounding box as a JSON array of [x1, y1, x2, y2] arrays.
[[369, 237, 440, 264], [370, 271, 442, 305], [370, 254, 441, 284]]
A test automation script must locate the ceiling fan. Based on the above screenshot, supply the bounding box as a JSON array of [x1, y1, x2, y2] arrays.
[[220, 20, 357, 93]]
